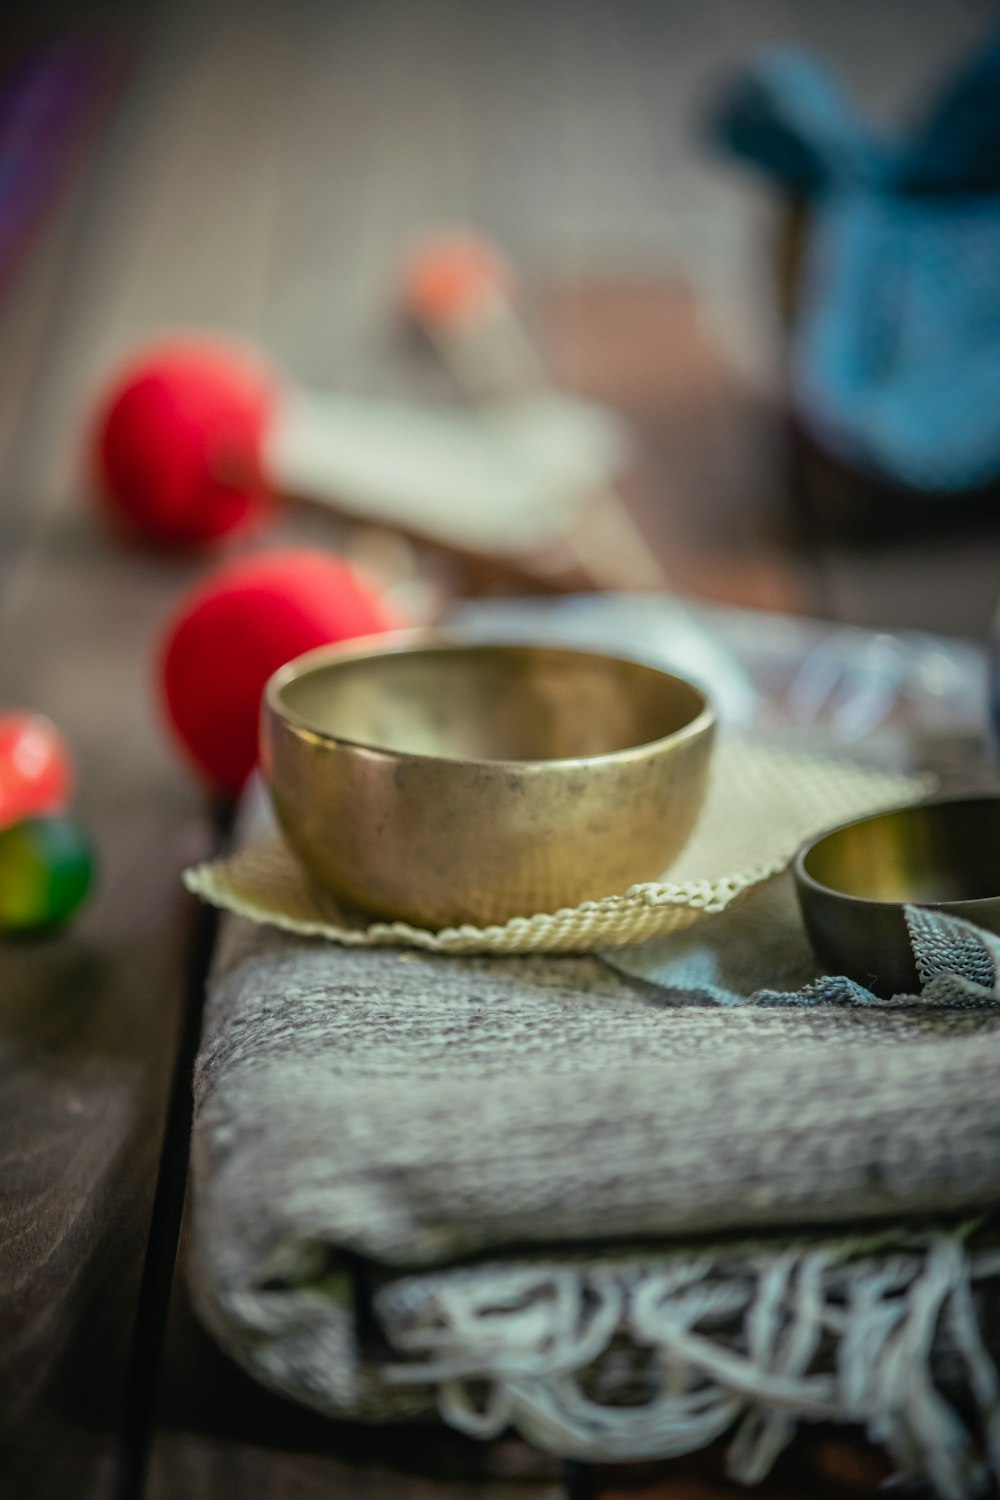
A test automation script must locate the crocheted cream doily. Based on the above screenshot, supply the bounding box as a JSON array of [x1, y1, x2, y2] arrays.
[[184, 739, 927, 955]]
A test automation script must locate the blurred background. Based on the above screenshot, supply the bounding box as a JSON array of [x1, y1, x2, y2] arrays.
[[4, 0, 1000, 633], [1, 0, 1000, 847]]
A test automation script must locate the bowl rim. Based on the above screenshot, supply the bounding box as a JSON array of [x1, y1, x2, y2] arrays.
[[792, 791, 1000, 910], [263, 631, 717, 772]]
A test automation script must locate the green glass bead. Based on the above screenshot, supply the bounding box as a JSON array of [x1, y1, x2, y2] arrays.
[[0, 815, 94, 934]]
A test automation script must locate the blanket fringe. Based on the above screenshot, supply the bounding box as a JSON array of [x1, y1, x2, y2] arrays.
[[376, 1232, 1000, 1496]]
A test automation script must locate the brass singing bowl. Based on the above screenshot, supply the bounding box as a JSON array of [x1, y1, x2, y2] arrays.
[[262, 637, 716, 928], [793, 794, 1000, 996]]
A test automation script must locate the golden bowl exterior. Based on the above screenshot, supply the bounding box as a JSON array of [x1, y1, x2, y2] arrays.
[[793, 794, 1000, 996], [262, 637, 716, 928]]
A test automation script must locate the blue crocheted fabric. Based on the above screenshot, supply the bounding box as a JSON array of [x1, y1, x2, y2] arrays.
[[707, 30, 1000, 493]]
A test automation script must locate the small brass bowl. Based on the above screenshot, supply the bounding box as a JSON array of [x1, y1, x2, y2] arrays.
[[793, 794, 1000, 995], [262, 637, 716, 928]]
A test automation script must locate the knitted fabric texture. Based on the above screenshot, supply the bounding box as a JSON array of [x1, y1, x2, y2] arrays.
[[189, 865, 1000, 1495], [708, 32, 1000, 492], [183, 738, 923, 953], [604, 867, 1000, 1010]]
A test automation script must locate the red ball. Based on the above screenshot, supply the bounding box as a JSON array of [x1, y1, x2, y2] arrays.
[[160, 550, 398, 796], [92, 336, 280, 547], [0, 712, 73, 830]]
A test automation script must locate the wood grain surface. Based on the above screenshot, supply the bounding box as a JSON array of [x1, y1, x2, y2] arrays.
[[0, 53, 217, 1500], [1, 0, 994, 1497]]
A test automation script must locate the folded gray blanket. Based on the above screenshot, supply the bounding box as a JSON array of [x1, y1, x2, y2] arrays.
[[189, 821, 1000, 1497]]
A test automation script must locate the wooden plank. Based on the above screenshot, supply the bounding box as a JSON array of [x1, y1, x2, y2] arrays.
[[816, 524, 1000, 640], [0, 0, 293, 1492], [569, 1433, 890, 1498], [147, 1441, 561, 1500], [0, 437, 216, 1491], [0, 37, 151, 1500], [0, 38, 183, 1500], [0, 797, 211, 1499]]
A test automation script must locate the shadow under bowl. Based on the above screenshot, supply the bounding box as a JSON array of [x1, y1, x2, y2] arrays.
[[793, 794, 1000, 996], [261, 636, 716, 928]]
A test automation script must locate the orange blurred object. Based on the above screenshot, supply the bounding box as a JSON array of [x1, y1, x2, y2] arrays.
[[400, 230, 512, 328], [0, 713, 73, 830]]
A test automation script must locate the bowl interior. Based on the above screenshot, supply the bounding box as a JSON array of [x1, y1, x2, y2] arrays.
[[802, 797, 1000, 906], [275, 644, 708, 764]]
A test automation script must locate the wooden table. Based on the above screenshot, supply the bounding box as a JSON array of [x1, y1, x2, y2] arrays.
[[2, 3, 996, 1497]]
